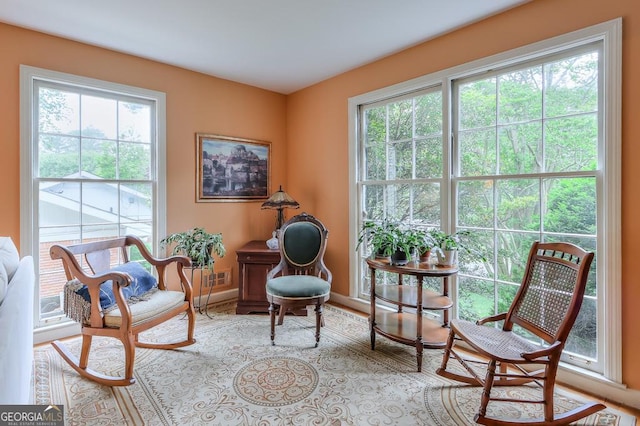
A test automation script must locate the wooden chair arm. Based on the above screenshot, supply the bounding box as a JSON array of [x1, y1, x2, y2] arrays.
[[123, 235, 193, 296], [124, 235, 192, 267], [521, 340, 563, 361], [476, 312, 507, 325], [267, 260, 287, 280], [317, 263, 332, 283]]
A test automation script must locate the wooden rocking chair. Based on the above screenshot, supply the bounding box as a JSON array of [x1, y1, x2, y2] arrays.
[[50, 235, 196, 386], [437, 241, 606, 425]]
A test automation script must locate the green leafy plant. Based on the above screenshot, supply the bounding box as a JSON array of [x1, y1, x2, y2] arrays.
[[357, 221, 437, 264], [160, 227, 225, 270], [430, 229, 486, 263]]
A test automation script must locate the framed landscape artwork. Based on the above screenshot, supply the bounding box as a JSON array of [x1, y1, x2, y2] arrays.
[[196, 133, 271, 202]]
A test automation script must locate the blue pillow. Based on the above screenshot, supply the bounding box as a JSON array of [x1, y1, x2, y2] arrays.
[[75, 262, 157, 311]]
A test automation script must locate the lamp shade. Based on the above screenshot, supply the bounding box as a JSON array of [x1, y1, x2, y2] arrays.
[[261, 185, 300, 210], [261, 185, 299, 231]]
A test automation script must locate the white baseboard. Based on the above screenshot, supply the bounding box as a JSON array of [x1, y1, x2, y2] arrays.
[[194, 288, 237, 308]]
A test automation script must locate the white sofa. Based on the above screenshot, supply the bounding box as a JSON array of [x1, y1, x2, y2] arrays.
[[0, 237, 35, 404]]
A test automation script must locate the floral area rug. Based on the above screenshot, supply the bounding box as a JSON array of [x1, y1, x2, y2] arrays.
[[33, 303, 634, 425]]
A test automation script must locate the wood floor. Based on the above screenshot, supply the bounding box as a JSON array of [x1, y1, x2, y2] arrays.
[[327, 302, 640, 422]]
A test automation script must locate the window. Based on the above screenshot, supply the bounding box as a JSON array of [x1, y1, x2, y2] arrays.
[[349, 20, 621, 382], [454, 46, 600, 363], [20, 66, 166, 337]]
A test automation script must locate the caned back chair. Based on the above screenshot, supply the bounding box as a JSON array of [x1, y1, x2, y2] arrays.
[[266, 212, 332, 347], [49, 235, 196, 386], [437, 241, 605, 425]]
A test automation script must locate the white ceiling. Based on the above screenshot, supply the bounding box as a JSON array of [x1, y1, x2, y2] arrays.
[[0, 0, 529, 94]]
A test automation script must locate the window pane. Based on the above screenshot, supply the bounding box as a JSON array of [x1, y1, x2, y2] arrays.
[[363, 184, 385, 221], [544, 115, 597, 172], [458, 180, 494, 228], [412, 183, 440, 225], [388, 99, 412, 142], [389, 141, 412, 180], [543, 177, 596, 234], [458, 229, 493, 278], [119, 102, 151, 142], [497, 283, 518, 316], [120, 142, 151, 180], [459, 128, 497, 176], [566, 295, 597, 359], [82, 182, 118, 224], [498, 122, 542, 175], [498, 67, 542, 124], [40, 181, 80, 226], [81, 95, 117, 139], [496, 231, 538, 283], [386, 184, 411, 221], [457, 276, 494, 321], [38, 135, 80, 178], [544, 52, 598, 118], [82, 138, 117, 179], [458, 78, 496, 130], [496, 179, 540, 230], [121, 183, 152, 222], [415, 137, 442, 178], [38, 87, 79, 135], [415, 92, 442, 136], [364, 106, 387, 180]]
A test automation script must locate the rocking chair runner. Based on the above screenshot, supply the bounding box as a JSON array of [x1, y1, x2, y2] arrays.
[[437, 241, 606, 425], [50, 235, 196, 386]]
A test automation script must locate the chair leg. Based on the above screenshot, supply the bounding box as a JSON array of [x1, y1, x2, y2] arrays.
[[269, 302, 276, 345], [79, 334, 92, 370], [438, 328, 455, 373], [543, 360, 558, 423], [475, 359, 497, 422], [314, 303, 323, 347], [122, 332, 136, 382], [277, 305, 286, 325]]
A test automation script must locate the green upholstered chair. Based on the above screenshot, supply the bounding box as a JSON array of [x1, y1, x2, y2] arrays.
[[266, 212, 332, 347]]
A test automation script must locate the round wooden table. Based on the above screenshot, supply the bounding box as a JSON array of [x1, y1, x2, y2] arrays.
[[366, 257, 458, 372]]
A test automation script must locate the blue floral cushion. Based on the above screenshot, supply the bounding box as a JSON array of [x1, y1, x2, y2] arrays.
[[74, 262, 157, 311]]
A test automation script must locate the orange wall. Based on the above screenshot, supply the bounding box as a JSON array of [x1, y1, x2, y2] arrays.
[[0, 23, 286, 277], [287, 0, 640, 391], [2, 0, 639, 397]]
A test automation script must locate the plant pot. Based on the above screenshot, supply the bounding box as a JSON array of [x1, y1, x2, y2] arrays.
[[419, 249, 431, 263], [374, 248, 390, 259], [390, 249, 410, 266], [436, 249, 458, 266]]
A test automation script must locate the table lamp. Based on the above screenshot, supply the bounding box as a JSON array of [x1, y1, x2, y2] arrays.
[[261, 185, 299, 248]]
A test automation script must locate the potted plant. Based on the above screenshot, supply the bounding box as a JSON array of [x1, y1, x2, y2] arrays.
[[430, 229, 485, 266], [356, 220, 419, 266], [408, 228, 438, 262], [160, 227, 226, 270], [357, 220, 399, 259]]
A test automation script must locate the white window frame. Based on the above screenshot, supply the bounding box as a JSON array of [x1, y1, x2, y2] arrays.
[[348, 19, 621, 389], [19, 65, 167, 344]]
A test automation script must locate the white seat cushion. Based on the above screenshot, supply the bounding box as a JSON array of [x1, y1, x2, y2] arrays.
[[103, 290, 187, 328]]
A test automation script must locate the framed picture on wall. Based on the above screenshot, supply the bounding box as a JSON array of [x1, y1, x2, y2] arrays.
[[196, 133, 271, 202]]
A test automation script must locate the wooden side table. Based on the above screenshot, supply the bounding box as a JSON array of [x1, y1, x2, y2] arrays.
[[367, 257, 457, 372], [235, 240, 306, 316]]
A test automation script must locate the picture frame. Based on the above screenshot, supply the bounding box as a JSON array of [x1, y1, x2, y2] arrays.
[[196, 133, 271, 202]]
